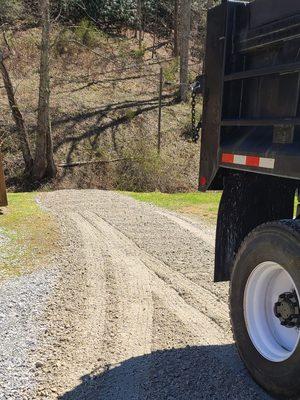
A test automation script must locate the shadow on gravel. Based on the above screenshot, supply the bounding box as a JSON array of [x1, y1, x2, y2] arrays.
[[59, 345, 270, 400]]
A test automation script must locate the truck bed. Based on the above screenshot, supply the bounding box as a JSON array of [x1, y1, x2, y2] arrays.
[[200, 0, 300, 189]]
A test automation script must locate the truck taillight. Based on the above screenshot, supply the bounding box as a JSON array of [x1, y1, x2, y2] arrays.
[[200, 176, 207, 186]]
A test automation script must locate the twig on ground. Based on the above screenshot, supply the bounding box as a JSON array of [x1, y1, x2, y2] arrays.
[[58, 157, 147, 168]]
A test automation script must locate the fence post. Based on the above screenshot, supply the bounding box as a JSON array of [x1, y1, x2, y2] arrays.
[[157, 66, 163, 154]]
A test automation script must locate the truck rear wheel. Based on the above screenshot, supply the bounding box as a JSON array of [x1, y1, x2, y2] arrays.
[[230, 221, 300, 399]]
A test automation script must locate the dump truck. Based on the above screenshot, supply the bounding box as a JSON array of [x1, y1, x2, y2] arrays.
[[198, 0, 300, 398], [0, 152, 7, 207]]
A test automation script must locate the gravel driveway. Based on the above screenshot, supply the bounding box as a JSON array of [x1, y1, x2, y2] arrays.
[[0, 190, 271, 399]]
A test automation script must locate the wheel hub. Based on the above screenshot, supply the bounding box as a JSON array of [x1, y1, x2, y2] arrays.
[[274, 292, 300, 328]]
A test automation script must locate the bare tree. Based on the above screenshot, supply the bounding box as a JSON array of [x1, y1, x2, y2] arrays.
[[179, 0, 192, 102], [32, 0, 56, 180], [173, 0, 179, 57], [136, 0, 143, 49], [0, 46, 33, 173]]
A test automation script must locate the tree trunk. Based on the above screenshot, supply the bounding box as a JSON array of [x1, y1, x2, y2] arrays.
[[0, 54, 33, 173], [137, 0, 143, 49], [173, 0, 179, 57], [179, 0, 192, 102], [32, 0, 56, 181]]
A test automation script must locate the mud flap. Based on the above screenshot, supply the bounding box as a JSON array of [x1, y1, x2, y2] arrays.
[[215, 172, 296, 282]]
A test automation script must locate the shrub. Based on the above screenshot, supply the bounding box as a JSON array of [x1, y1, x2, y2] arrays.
[[74, 19, 102, 48], [124, 109, 138, 121], [116, 139, 194, 193], [130, 44, 146, 60], [53, 0, 174, 36], [116, 140, 163, 192], [70, 0, 136, 29], [53, 28, 74, 57]]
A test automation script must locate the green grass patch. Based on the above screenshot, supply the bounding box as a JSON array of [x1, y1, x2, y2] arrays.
[[125, 191, 222, 222], [126, 192, 299, 223], [0, 193, 59, 279]]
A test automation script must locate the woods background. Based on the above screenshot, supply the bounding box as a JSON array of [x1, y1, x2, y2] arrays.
[[0, 0, 216, 192]]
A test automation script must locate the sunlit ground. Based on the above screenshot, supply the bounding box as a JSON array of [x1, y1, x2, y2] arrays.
[[125, 191, 222, 223], [0, 193, 59, 279]]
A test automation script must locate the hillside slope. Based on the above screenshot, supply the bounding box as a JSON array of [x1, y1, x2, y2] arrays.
[[0, 26, 201, 192]]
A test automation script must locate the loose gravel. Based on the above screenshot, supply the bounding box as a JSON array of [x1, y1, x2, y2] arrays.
[[0, 190, 271, 399], [0, 268, 59, 399]]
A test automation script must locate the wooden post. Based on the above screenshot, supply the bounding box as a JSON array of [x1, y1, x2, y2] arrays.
[[0, 152, 8, 207], [157, 67, 163, 154]]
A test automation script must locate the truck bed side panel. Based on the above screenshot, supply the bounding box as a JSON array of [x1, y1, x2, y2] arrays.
[[199, 4, 227, 189]]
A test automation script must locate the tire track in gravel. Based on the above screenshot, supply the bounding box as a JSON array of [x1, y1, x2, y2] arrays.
[[156, 210, 216, 247], [65, 212, 154, 400], [38, 190, 270, 400], [81, 212, 235, 360], [70, 212, 153, 361], [33, 211, 107, 398], [84, 212, 229, 331]]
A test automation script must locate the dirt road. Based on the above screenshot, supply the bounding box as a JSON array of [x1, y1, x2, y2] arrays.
[[1, 190, 271, 399]]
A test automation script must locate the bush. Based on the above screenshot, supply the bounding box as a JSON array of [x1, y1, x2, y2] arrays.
[[74, 19, 103, 47], [130, 44, 146, 60], [0, 0, 176, 38], [53, 28, 74, 56], [53, 0, 174, 35], [115, 136, 193, 193], [124, 109, 138, 121], [116, 141, 163, 192], [142, 0, 174, 37], [67, 0, 136, 30]]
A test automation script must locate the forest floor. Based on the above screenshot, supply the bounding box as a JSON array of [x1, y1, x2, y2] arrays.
[[0, 190, 271, 399]]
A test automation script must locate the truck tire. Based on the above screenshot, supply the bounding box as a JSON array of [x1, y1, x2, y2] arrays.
[[230, 220, 300, 399]]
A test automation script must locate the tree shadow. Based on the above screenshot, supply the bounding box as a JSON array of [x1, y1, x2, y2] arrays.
[[53, 94, 177, 181], [144, 40, 171, 52], [52, 95, 175, 130], [59, 345, 270, 400], [70, 74, 157, 93], [53, 95, 176, 169]]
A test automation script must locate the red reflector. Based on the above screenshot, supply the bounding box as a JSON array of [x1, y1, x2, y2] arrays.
[[221, 153, 234, 163], [200, 176, 207, 186], [246, 156, 260, 167]]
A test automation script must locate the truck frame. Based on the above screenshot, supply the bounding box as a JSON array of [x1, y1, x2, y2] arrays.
[[200, 0, 300, 398]]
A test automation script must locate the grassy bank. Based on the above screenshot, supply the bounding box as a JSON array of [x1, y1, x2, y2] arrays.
[[0, 193, 59, 279], [126, 191, 221, 222]]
